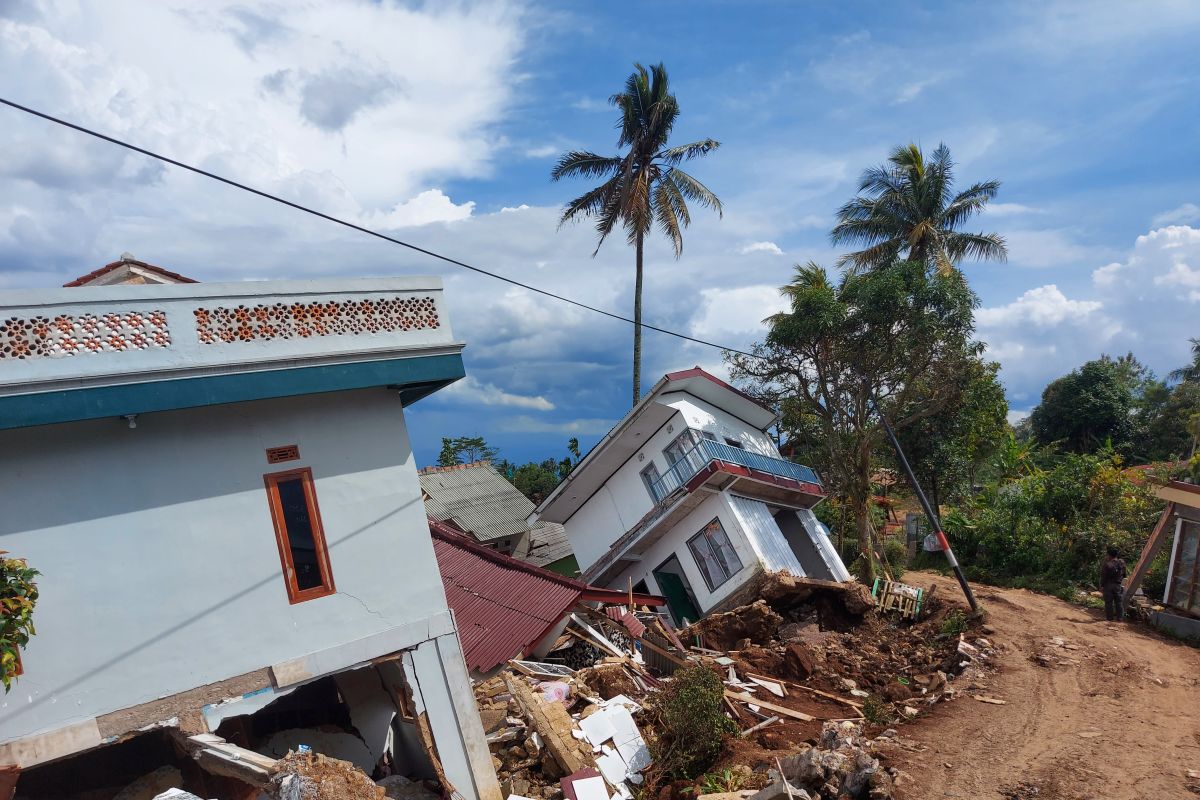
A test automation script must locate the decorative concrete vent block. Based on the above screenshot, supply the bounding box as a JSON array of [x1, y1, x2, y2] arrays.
[[0, 311, 171, 360], [193, 296, 440, 344]]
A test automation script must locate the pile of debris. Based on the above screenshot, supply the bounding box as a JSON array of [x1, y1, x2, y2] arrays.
[[469, 574, 994, 800]]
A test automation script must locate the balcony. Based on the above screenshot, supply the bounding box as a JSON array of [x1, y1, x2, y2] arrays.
[[0, 277, 464, 429], [649, 439, 821, 502]]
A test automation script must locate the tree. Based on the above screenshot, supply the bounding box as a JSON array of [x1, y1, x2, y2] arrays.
[[892, 357, 1009, 510], [728, 259, 979, 583], [552, 63, 722, 404], [831, 143, 1007, 275], [437, 436, 499, 467], [1030, 360, 1135, 454], [1168, 337, 1200, 384]]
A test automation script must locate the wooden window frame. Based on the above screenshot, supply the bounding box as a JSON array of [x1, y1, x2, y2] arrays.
[[687, 517, 744, 591], [264, 467, 336, 604]]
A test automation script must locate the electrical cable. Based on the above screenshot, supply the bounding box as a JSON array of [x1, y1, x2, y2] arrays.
[[0, 96, 758, 358]]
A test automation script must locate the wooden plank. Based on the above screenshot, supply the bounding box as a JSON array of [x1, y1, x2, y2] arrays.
[[744, 673, 861, 710], [1125, 503, 1176, 604], [745, 675, 786, 698], [724, 691, 815, 722], [739, 716, 780, 738]]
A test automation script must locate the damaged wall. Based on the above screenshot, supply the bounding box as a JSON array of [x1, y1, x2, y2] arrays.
[[0, 390, 451, 763]]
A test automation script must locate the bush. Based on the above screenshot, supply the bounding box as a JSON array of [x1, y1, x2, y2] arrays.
[[882, 536, 909, 580], [1, 555, 38, 691], [649, 665, 737, 782], [939, 608, 968, 638]]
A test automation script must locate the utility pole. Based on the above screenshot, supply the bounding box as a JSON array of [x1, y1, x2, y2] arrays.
[[877, 410, 979, 613]]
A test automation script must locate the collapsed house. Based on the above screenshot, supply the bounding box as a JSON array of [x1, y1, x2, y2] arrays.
[[0, 270, 500, 799], [530, 368, 850, 626], [1126, 479, 1200, 639], [422, 461, 579, 575], [428, 519, 664, 676]]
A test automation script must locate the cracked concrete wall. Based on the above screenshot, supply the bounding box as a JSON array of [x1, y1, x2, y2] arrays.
[[0, 389, 450, 749]]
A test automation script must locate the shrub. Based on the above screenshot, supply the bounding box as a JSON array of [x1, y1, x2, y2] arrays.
[[1, 554, 39, 691], [861, 695, 894, 726], [882, 536, 909, 580], [649, 665, 737, 782], [939, 609, 968, 638]]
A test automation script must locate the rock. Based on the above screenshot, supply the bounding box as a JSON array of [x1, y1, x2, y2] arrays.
[[152, 792, 207, 800], [736, 637, 753, 650], [782, 642, 817, 679], [114, 767, 184, 800], [378, 775, 440, 800], [902, 706, 919, 717], [850, 689, 870, 698], [839, 678, 858, 691], [882, 682, 913, 702], [685, 600, 783, 650]]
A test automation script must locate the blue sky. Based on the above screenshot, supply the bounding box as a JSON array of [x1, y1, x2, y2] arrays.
[[2, 1, 1199, 465]]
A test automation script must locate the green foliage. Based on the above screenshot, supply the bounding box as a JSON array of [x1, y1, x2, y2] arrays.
[[861, 695, 894, 726], [881, 536, 909, 581], [943, 450, 1160, 593], [728, 258, 982, 584], [437, 435, 499, 467], [649, 666, 737, 782], [939, 609, 968, 638], [830, 142, 1007, 275], [1, 555, 39, 692], [1031, 359, 1135, 454], [496, 457, 573, 504], [693, 769, 747, 795]]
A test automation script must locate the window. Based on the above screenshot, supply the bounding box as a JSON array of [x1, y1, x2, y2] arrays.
[[641, 463, 663, 502], [688, 518, 743, 591], [663, 429, 700, 466], [264, 468, 336, 603], [723, 437, 744, 449], [700, 430, 718, 441]]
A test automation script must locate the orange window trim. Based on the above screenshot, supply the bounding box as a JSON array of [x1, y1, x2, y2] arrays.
[[264, 467, 336, 604]]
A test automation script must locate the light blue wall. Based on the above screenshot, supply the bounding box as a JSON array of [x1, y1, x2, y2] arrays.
[[0, 389, 448, 743]]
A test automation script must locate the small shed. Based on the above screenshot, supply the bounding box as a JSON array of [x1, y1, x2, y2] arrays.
[[1126, 480, 1200, 638]]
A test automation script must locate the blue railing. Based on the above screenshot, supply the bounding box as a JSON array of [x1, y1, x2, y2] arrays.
[[648, 438, 821, 502]]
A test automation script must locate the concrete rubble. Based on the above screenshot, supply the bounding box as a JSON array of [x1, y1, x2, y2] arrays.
[[466, 576, 995, 800]]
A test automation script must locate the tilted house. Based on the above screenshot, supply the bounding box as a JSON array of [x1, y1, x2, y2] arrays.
[[1126, 479, 1200, 639], [530, 368, 850, 627], [0, 270, 500, 800]]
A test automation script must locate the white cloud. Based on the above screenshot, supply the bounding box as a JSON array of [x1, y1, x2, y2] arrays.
[[691, 285, 788, 342], [571, 96, 609, 112], [524, 144, 559, 158], [739, 241, 784, 255], [1004, 229, 1108, 269], [976, 284, 1102, 328], [1151, 203, 1200, 228], [363, 189, 475, 229], [440, 375, 555, 411], [1007, 409, 1031, 426]]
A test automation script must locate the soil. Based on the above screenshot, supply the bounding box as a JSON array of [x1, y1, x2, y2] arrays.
[[884, 571, 1200, 800]]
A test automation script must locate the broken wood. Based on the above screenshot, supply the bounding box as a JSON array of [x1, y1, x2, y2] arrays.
[[739, 715, 780, 737], [180, 733, 276, 787], [972, 696, 1007, 705], [503, 673, 590, 775], [724, 691, 816, 722], [775, 757, 795, 800]]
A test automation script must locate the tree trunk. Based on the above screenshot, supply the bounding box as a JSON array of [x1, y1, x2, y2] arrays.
[[632, 232, 644, 405]]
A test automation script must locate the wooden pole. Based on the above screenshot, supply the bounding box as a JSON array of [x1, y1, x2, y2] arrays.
[[1124, 503, 1176, 605]]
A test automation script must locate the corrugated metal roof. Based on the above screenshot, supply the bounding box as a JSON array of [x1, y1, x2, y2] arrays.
[[420, 462, 536, 542], [525, 521, 576, 568], [430, 519, 583, 673]]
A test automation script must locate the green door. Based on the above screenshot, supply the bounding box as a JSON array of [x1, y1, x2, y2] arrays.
[[654, 569, 700, 627]]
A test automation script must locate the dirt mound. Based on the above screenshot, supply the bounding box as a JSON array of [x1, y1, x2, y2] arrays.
[[265, 750, 385, 800], [575, 663, 639, 699], [688, 600, 783, 650]]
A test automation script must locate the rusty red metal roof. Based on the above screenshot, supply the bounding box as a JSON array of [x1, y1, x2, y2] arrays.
[[430, 519, 662, 673], [64, 257, 200, 287]]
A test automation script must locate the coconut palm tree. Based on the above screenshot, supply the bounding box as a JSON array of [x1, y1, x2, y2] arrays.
[[552, 62, 722, 404], [1168, 337, 1200, 384], [831, 143, 1007, 275]]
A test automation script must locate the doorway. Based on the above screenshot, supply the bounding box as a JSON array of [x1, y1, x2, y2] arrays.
[[774, 509, 837, 580], [652, 554, 701, 626]]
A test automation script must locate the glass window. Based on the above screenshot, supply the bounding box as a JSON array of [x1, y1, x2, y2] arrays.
[[687, 518, 744, 591], [641, 463, 663, 502], [723, 437, 744, 449], [663, 429, 700, 466], [265, 468, 335, 603]]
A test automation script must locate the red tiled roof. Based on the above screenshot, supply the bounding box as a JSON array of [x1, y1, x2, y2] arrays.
[[429, 519, 662, 673], [64, 257, 200, 287]]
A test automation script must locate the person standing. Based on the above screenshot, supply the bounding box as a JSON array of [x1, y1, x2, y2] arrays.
[[1100, 546, 1127, 622]]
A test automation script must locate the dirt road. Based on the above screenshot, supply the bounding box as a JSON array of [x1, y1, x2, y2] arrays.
[[889, 571, 1200, 800]]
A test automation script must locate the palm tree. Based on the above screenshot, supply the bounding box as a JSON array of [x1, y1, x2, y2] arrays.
[[1168, 337, 1200, 384], [552, 63, 722, 404], [831, 143, 1007, 275]]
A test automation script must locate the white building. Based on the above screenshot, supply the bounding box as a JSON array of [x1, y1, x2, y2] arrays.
[[531, 368, 850, 626], [0, 274, 500, 800]]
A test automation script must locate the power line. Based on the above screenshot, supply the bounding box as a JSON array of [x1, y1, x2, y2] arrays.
[[0, 96, 758, 359]]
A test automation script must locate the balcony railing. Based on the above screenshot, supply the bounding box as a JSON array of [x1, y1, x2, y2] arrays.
[[648, 439, 821, 503]]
